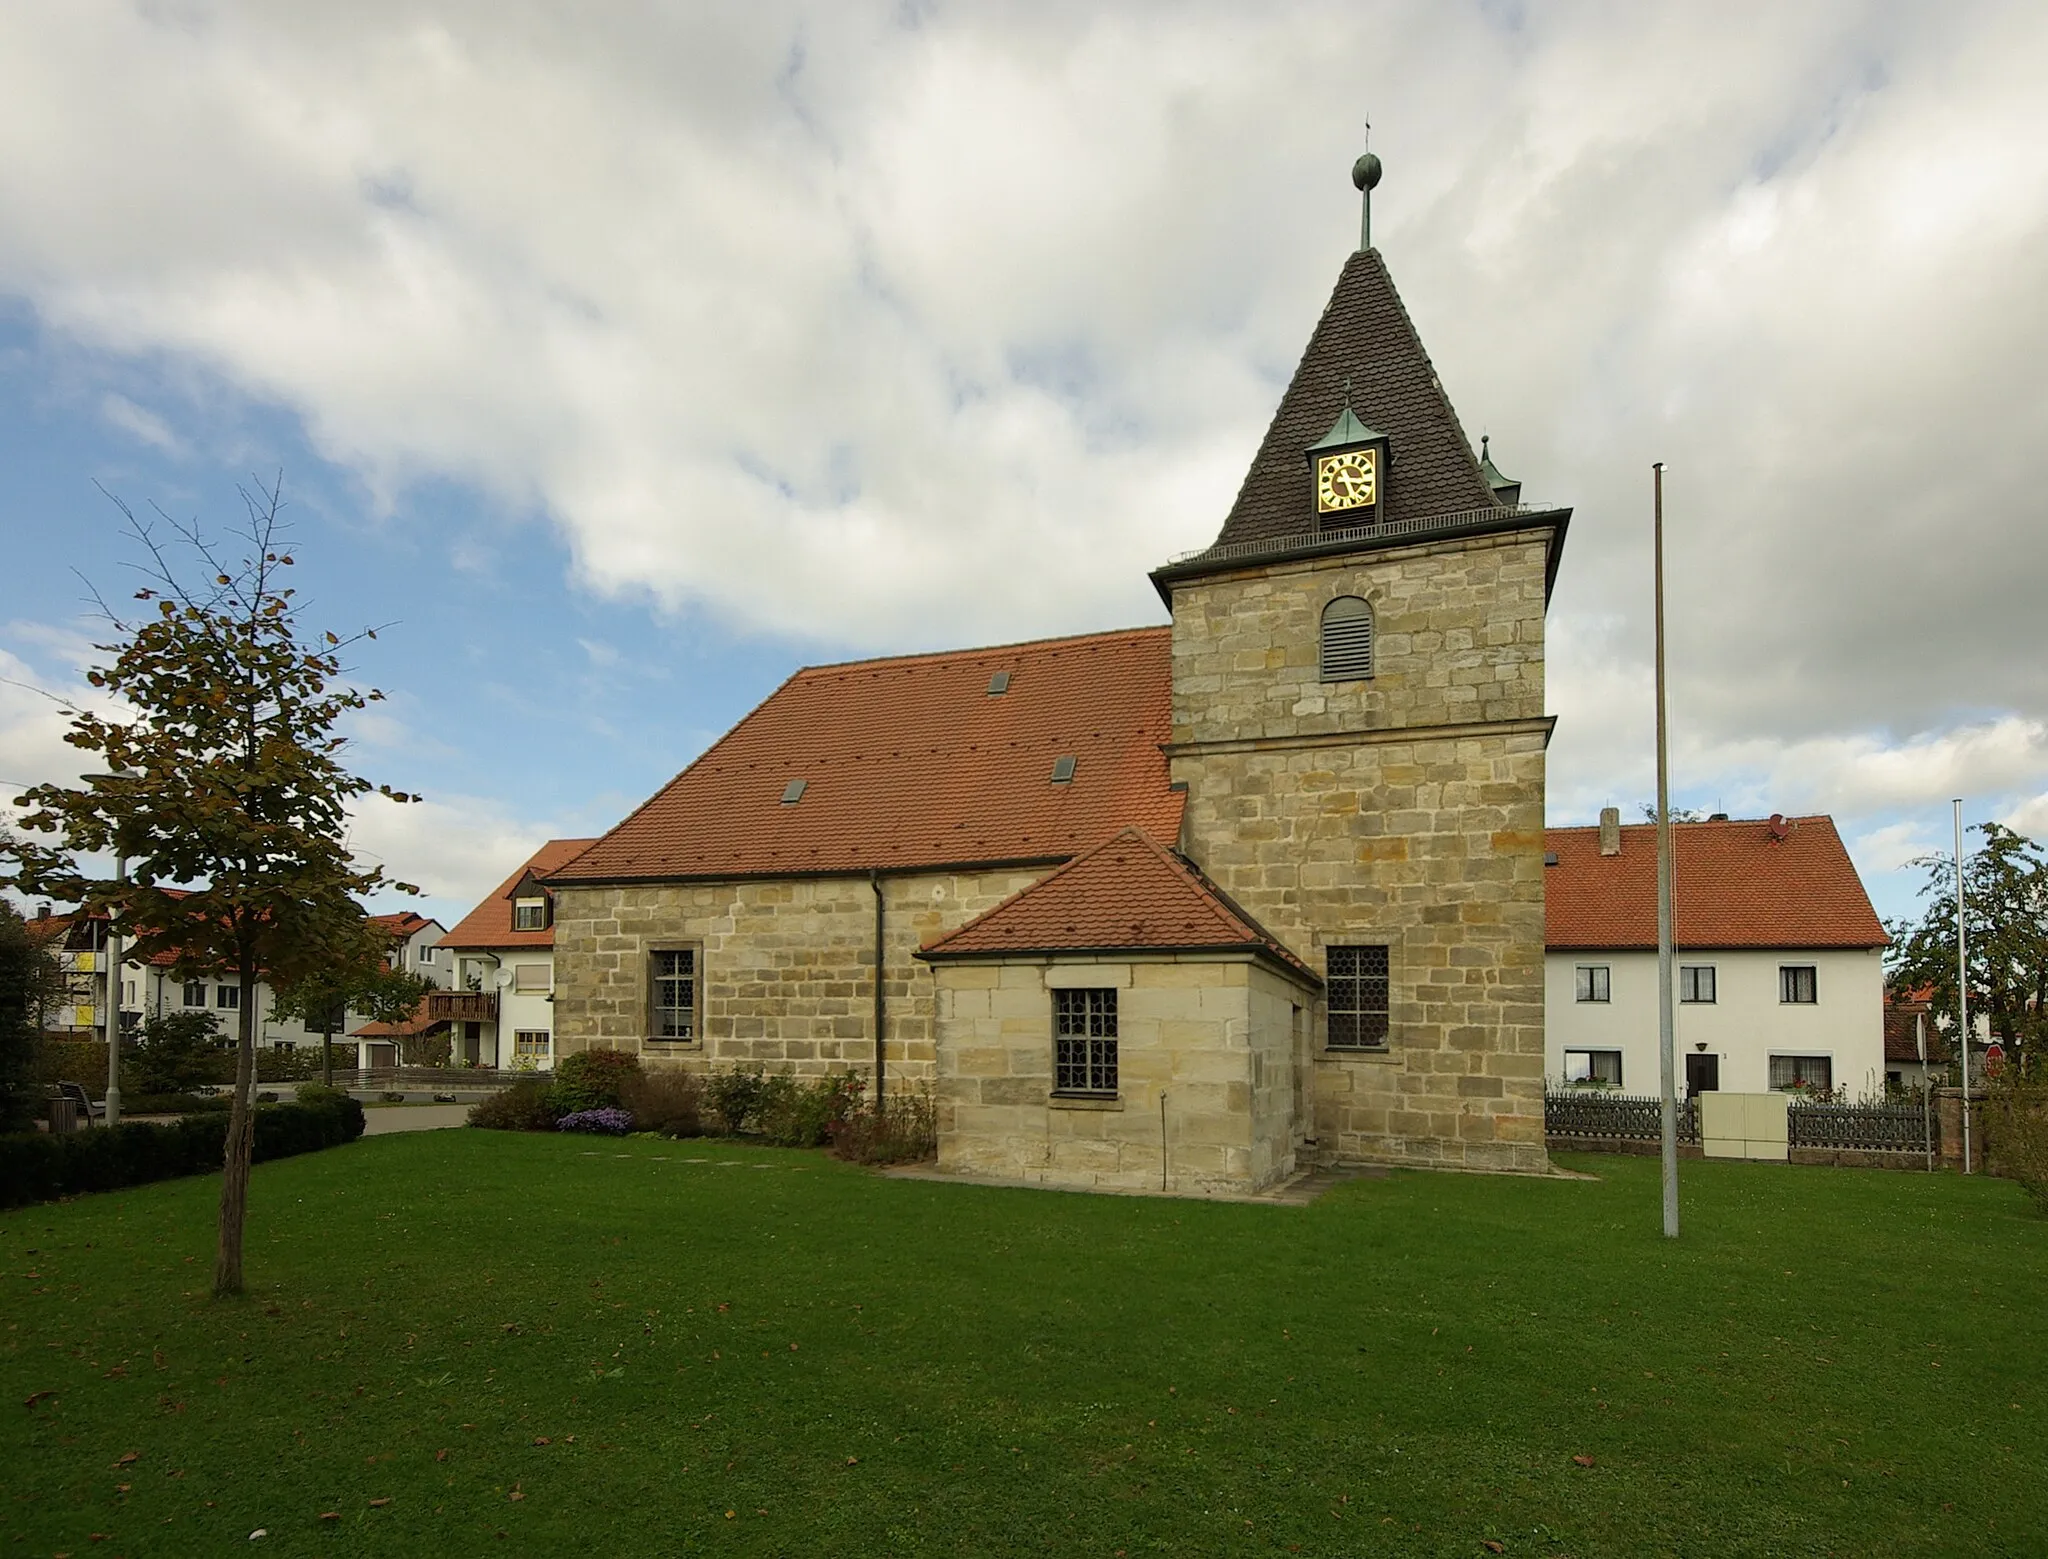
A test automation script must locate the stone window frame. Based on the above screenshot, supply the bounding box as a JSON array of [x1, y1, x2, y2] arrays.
[[1324, 944, 1391, 1053], [1052, 987, 1119, 1097], [644, 942, 703, 1051]]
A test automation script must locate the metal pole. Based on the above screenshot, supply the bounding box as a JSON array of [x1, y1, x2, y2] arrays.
[[1918, 1012, 1932, 1172], [103, 852, 126, 1127], [1654, 463, 1678, 1237], [1955, 799, 1970, 1174]]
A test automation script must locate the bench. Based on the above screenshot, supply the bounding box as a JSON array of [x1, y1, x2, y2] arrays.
[[51, 1081, 106, 1128]]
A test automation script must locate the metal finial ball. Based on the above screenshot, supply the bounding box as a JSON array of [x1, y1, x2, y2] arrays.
[[1352, 153, 1382, 192]]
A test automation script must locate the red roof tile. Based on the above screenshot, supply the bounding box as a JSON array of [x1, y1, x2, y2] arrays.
[[1883, 992, 1949, 1065], [350, 997, 444, 1038], [919, 828, 1318, 984], [1544, 815, 1886, 951], [440, 839, 599, 950], [551, 629, 1184, 883], [368, 911, 437, 940]]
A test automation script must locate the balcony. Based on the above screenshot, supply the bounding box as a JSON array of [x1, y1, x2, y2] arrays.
[[428, 990, 498, 1024]]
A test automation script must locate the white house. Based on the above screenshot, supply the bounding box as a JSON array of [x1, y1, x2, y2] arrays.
[[429, 838, 596, 1070], [47, 906, 448, 1051], [1545, 811, 1888, 1099]]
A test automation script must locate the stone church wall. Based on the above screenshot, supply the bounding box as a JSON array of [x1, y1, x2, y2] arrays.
[[1168, 530, 1555, 1173], [551, 867, 1047, 1082]]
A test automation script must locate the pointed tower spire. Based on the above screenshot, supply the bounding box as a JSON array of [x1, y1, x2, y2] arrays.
[[1478, 434, 1522, 507]]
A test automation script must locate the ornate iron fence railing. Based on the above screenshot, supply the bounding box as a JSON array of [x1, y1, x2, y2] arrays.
[[1788, 1099, 1935, 1153], [1544, 1090, 1698, 1143]]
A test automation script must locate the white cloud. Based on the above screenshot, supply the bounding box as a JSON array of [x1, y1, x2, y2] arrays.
[[98, 392, 182, 452]]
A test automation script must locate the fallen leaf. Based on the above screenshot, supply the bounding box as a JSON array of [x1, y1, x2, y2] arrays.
[[1573, 1454, 1596, 1468], [320, 1512, 339, 1522], [509, 1492, 525, 1503], [846, 1456, 859, 1466], [533, 1437, 551, 1446], [116, 1484, 130, 1494], [436, 1449, 448, 1462], [115, 1452, 140, 1467], [249, 1530, 267, 1541], [1483, 1544, 1504, 1555], [25, 1390, 56, 1409], [725, 1510, 736, 1520], [369, 1498, 391, 1508]]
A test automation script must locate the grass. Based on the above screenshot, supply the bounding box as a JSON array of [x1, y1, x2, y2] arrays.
[[3, 1137, 2045, 1558]]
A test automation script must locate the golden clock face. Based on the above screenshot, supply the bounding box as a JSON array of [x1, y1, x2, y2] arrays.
[[1316, 448, 1377, 513]]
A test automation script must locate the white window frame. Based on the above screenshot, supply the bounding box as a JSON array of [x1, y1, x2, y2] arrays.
[[1769, 1054, 1832, 1092], [183, 980, 207, 1008], [1780, 965, 1818, 1004], [513, 898, 548, 932], [1563, 1048, 1623, 1087], [216, 984, 241, 1011]]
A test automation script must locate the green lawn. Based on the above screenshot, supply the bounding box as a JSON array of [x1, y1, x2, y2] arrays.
[[3, 1136, 2043, 1558]]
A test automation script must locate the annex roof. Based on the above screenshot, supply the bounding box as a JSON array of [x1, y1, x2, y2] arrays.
[[1209, 248, 1501, 550], [350, 997, 443, 1039], [550, 630, 1185, 884], [439, 838, 599, 950], [917, 828, 1318, 985], [368, 911, 440, 941], [1544, 815, 1887, 951]]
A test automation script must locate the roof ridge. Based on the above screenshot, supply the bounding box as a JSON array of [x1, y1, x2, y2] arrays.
[[790, 624, 1171, 680]]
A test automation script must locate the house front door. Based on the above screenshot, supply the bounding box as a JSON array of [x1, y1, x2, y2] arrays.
[[1685, 1052, 1720, 1097]]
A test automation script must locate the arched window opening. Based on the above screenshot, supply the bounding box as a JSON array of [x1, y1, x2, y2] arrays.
[[1320, 596, 1374, 681]]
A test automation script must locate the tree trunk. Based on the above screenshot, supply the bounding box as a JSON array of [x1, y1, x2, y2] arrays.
[[213, 964, 259, 1298]]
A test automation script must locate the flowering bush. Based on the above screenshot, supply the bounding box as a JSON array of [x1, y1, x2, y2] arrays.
[[557, 1107, 634, 1136]]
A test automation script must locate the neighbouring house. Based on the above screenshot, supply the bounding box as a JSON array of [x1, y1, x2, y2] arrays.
[[41, 904, 448, 1052], [1544, 810, 1888, 1099], [542, 167, 1574, 1195], [424, 838, 597, 1070], [1883, 988, 1949, 1090]]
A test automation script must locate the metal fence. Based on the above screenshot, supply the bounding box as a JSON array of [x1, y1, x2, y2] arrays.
[[1545, 1090, 1698, 1143], [1788, 1098, 1936, 1154]]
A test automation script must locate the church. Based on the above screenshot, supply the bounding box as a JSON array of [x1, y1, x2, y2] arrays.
[[546, 157, 1571, 1193]]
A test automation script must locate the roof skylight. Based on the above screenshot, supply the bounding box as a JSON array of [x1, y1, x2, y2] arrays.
[[781, 779, 807, 804], [1050, 756, 1076, 784]]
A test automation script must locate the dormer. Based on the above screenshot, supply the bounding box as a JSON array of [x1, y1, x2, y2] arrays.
[[1305, 392, 1390, 532], [509, 871, 553, 932]]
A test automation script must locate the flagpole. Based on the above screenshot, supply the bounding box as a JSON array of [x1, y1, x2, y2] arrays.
[[1655, 463, 1679, 1237], [1955, 799, 1970, 1174]]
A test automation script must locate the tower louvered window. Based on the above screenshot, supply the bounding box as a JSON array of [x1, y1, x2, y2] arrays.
[[1320, 596, 1374, 681]]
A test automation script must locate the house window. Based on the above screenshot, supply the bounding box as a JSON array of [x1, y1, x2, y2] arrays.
[[1770, 1054, 1832, 1092], [216, 985, 240, 1010], [1320, 596, 1374, 681], [1564, 1049, 1623, 1086], [512, 963, 551, 993], [514, 1030, 550, 1060], [1575, 965, 1611, 1003], [415, 945, 435, 966], [1680, 965, 1716, 1004], [183, 980, 207, 1008], [1780, 965, 1818, 1004], [513, 897, 548, 932], [649, 948, 698, 1042], [1326, 945, 1391, 1049], [1053, 989, 1118, 1095]]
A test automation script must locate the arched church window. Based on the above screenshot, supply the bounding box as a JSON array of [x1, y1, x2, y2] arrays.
[[1320, 595, 1374, 681]]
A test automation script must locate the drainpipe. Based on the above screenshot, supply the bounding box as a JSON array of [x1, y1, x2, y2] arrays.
[[871, 872, 887, 1107]]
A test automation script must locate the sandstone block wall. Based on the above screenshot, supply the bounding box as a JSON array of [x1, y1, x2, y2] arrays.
[[551, 868, 1045, 1081], [932, 955, 1311, 1195], [1169, 532, 1555, 1173]]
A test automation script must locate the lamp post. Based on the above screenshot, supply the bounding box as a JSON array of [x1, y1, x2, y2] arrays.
[[83, 766, 129, 1127], [1653, 463, 1679, 1238]]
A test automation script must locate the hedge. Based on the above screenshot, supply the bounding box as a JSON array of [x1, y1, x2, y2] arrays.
[[0, 1094, 366, 1210]]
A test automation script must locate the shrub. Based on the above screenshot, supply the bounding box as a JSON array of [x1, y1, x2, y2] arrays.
[[557, 1107, 634, 1136], [620, 1068, 705, 1137], [32, 1038, 112, 1094], [255, 1047, 325, 1084], [294, 1082, 349, 1106], [468, 1079, 558, 1132], [121, 1092, 221, 1117], [125, 1009, 228, 1095], [1983, 1063, 2048, 1213], [0, 1093, 366, 1210], [549, 1048, 643, 1115], [830, 1082, 938, 1166], [758, 1072, 862, 1147], [706, 1065, 768, 1133]]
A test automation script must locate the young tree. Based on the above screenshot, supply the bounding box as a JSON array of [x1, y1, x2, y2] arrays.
[[269, 957, 431, 1087], [1887, 822, 2048, 1065], [0, 902, 68, 1132], [3, 480, 418, 1296], [126, 1006, 227, 1096]]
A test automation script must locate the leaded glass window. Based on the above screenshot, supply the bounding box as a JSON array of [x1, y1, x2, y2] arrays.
[[1327, 945, 1390, 1049], [1054, 988, 1118, 1094], [651, 948, 697, 1041]]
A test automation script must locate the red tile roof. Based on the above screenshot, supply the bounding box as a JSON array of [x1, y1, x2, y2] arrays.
[[1544, 815, 1886, 951], [550, 629, 1185, 883], [368, 911, 437, 940], [918, 828, 1318, 984], [1883, 991, 1949, 1065], [440, 838, 599, 950], [350, 997, 445, 1038]]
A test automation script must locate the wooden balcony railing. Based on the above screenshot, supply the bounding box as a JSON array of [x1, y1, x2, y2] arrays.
[[427, 990, 498, 1023]]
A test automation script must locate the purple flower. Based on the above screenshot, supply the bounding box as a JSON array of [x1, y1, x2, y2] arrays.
[[557, 1107, 634, 1136]]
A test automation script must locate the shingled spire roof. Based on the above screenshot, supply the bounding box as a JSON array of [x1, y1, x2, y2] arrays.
[[1209, 248, 1499, 551]]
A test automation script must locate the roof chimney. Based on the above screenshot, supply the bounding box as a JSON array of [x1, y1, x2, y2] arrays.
[[1599, 806, 1621, 856]]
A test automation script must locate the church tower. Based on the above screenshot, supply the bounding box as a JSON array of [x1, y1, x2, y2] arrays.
[[1151, 155, 1568, 1173]]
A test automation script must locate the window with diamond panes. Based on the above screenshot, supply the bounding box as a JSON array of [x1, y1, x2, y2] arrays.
[[650, 948, 698, 1041], [1326, 945, 1390, 1048], [1053, 988, 1118, 1094]]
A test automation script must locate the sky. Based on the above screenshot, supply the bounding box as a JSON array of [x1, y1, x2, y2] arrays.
[[1, 0, 2044, 935]]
